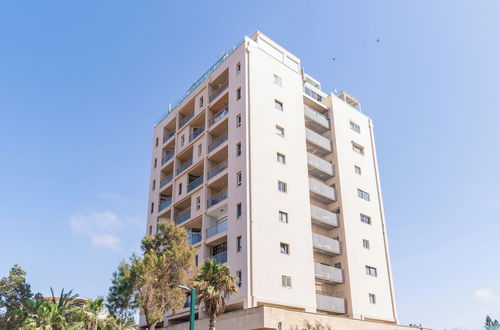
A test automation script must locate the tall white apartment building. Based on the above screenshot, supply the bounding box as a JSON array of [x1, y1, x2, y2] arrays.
[[146, 31, 398, 326]]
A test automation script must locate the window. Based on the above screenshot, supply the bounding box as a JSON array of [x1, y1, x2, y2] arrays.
[[149, 225, 153, 236], [150, 202, 154, 214], [274, 100, 283, 111], [236, 142, 242, 156], [178, 183, 182, 195], [236, 114, 242, 127], [236, 87, 241, 100], [237, 236, 242, 252], [281, 275, 292, 288], [366, 266, 377, 277], [275, 125, 285, 137], [369, 294, 376, 304], [152, 180, 156, 190], [155, 137, 159, 147], [198, 144, 203, 156], [280, 243, 289, 255], [277, 153, 286, 164], [237, 203, 242, 218], [236, 171, 242, 186], [236, 62, 241, 74], [278, 181, 287, 192], [350, 121, 361, 133], [355, 165, 362, 175], [352, 142, 364, 155], [360, 214, 371, 224], [199, 96, 204, 108], [357, 189, 370, 201], [154, 158, 157, 168], [196, 196, 201, 210], [273, 74, 282, 86], [236, 270, 242, 287], [363, 239, 370, 249], [195, 255, 199, 267], [181, 135, 185, 147], [279, 211, 288, 223]]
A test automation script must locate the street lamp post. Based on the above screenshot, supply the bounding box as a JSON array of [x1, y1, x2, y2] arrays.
[[176, 284, 196, 330]]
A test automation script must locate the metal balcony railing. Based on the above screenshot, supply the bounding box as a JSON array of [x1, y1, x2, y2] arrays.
[[209, 81, 229, 102], [206, 218, 228, 238], [179, 112, 194, 128], [188, 176, 203, 192], [175, 208, 191, 225], [188, 232, 202, 245], [177, 159, 193, 174], [314, 263, 343, 284], [207, 161, 228, 180], [207, 190, 228, 208], [160, 174, 173, 188], [189, 128, 204, 142], [209, 108, 228, 126], [211, 251, 227, 264], [159, 198, 172, 212], [162, 152, 174, 165], [163, 130, 175, 143], [208, 134, 228, 153]]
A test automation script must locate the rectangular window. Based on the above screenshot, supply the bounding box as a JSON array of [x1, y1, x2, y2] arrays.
[[152, 180, 156, 190], [200, 96, 204, 108], [237, 236, 242, 252], [274, 100, 283, 111], [236, 87, 241, 100], [178, 183, 182, 195], [149, 225, 153, 236], [365, 266, 378, 277], [350, 121, 361, 133], [236, 270, 242, 287], [279, 211, 288, 223], [278, 181, 287, 192], [195, 255, 199, 267], [237, 203, 242, 218], [273, 74, 282, 86], [360, 214, 371, 224], [198, 144, 203, 156], [150, 202, 154, 214], [363, 239, 370, 249], [352, 142, 364, 155], [369, 294, 376, 304], [357, 189, 370, 201], [236, 114, 242, 127], [275, 125, 285, 137], [236, 171, 242, 186], [280, 243, 289, 255], [155, 137, 159, 147], [196, 196, 201, 210], [355, 165, 361, 175], [236, 62, 241, 74], [281, 275, 292, 288], [154, 158, 157, 168], [236, 142, 242, 156], [277, 153, 286, 164], [181, 135, 185, 147]]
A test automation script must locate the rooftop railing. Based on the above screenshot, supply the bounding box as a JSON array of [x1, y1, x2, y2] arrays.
[[208, 134, 228, 153]]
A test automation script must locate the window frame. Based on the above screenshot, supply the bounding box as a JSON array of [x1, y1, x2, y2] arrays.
[[274, 99, 284, 111], [279, 211, 288, 223], [275, 125, 285, 137], [365, 266, 378, 277], [278, 181, 287, 193], [350, 121, 361, 133], [280, 242, 290, 255], [360, 214, 371, 224], [357, 189, 370, 201]]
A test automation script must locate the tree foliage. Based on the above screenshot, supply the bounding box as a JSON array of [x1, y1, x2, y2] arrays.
[[485, 315, 500, 330]]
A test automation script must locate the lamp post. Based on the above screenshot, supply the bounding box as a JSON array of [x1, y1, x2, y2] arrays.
[[176, 284, 196, 330]]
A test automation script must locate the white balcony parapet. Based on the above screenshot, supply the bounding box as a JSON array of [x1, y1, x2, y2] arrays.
[[309, 178, 336, 203], [316, 293, 346, 314], [314, 263, 343, 284], [310, 205, 338, 228], [307, 153, 334, 179], [304, 105, 329, 132], [305, 128, 332, 155], [312, 233, 340, 255]]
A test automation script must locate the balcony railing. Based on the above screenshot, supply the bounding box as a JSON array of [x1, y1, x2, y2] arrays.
[[314, 263, 343, 284], [207, 190, 228, 208], [211, 251, 227, 264], [177, 159, 193, 174], [209, 81, 229, 102], [309, 178, 336, 203], [209, 108, 228, 126], [159, 198, 172, 212], [312, 233, 341, 255], [162, 152, 174, 165], [208, 134, 228, 153], [179, 112, 194, 128], [304, 105, 329, 132], [310, 205, 338, 228], [316, 293, 346, 314], [189, 128, 204, 142], [305, 128, 332, 155], [160, 174, 173, 188], [307, 153, 334, 179], [206, 218, 228, 238], [163, 130, 175, 143], [175, 208, 191, 225], [188, 232, 202, 245], [188, 176, 203, 192], [207, 161, 228, 180]]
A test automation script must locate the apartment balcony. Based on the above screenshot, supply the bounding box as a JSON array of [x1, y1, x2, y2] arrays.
[[304, 105, 329, 134], [189, 128, 204, 142], [163, 129, 175, 143], [208, 134, 228, 153], [304, 82, 327, 103], [207, 190, 228, 208], [159, 198, 172, 212], [211, 251, 227, 264], [188, 232, 202, 245], [310, 205, 338, 228], [309, 178, 336, 203], [179, 112, 194, 129], [312, 233, 340, 256], [314, 263, 343, 284], [209, 81, 229, 103], [177, 159, 193, 175], [206, 218, 228, 239], [162, 152, 174, 165], [316, 293, 346, 314], [175, 209, 191, 225], [187, 176, 203, 192], [209, 108, 228, 127], [305, 128, 332, 156], [160, 174, 173, 188], [307, 153, 334, 180], [208, 161, 228, 180]]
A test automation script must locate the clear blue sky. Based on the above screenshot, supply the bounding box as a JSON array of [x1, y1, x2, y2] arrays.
[[1, 1, 499, 329]]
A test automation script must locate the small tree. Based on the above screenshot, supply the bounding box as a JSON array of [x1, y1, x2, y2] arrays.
[[106, 260, 138, 322], [486, 315, 500, 330], [194, 260, 238, 330]]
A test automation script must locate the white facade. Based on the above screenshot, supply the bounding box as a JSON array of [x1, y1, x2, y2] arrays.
[[145, 31, 398, 326]]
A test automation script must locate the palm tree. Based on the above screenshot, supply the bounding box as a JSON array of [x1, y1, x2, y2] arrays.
[[194, 260, 238, 330]]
